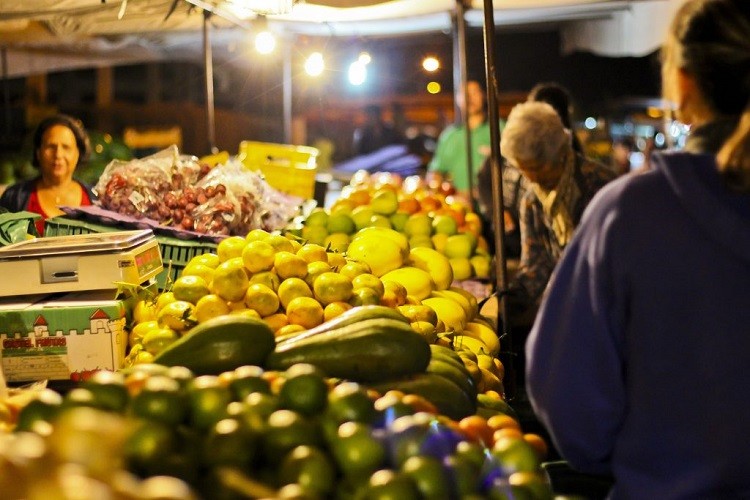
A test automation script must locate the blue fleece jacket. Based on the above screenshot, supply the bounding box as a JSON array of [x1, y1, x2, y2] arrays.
[[526, 146, 750, 498]]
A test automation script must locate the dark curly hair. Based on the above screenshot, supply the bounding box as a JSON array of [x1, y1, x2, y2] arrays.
[[32, 114, 91, 168]]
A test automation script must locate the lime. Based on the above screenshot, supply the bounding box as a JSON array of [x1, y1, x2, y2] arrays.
[[432, 214, 459, 236], [401, 455, 452, 499], [230, 365, 271, 400], [186, 376, 232, 430], [142, 327, 179, 355], [326, 212, 356, 235], [304, 207, 329, 227], [491, 436, 541, 475], [15, 389, 63, 432], [326, 381, 375, 425], [279, 445, 336, 496], [262, 409, 321, 464], [365, 469, 421, 500], [301, 225, 328, 246], [443, 453, 482, 497], [444, 234, 477, 259], [130, 375, 188, 426], [278, 364, 329, 416], [330, 421, 386, 477], [81, 370, 129, 413], [201, 418, 257, 469], [123, 420, 177, 476]]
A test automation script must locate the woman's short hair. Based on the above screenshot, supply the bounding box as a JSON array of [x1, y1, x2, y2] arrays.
[[32, 114, 91, 168], [500, 101, 568, 167]]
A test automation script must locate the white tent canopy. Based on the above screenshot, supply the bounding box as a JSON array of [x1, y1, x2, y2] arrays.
[[0, 0, 683, 78]]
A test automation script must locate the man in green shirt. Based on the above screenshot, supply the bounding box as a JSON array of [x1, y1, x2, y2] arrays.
[[427, 79, 494, 197]]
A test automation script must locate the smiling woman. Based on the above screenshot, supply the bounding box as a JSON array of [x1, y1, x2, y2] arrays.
[[0, 114, 97, 235]]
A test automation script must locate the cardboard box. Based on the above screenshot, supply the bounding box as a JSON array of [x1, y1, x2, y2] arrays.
[[0, 291, 131, 383]]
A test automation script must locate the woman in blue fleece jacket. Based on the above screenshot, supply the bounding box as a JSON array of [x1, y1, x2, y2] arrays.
[[525, 0, 750, 498]]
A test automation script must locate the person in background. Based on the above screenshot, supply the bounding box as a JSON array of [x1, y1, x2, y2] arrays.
[[352, 104, 402, 156], [527, 82, 584, 155], [525, 0, 750, 497], [427, 78, 494, 198], [0, 114, 96, 235], [501, 101, 616, 313], [611, 136, 635, 175]]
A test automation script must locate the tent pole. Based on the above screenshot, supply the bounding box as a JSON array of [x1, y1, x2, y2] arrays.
[[283, 36, 293, 144], [1, 47, 9, 139], [454, 0, 474, 198], [481, 0, 514, 400], [203, 9, 217, 154]]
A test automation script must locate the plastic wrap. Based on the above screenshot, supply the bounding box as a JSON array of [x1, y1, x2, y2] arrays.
[[92, 146, 302, 237]]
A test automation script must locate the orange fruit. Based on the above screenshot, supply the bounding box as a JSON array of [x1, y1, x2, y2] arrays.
[[194, 294, 231, 323], [264, 313, 289, 332], [244, 283, 281, 317], [278, 278, 313, 310], [274, 251, 308, 280], [286, 297, 324, 329], [242, 240, 276, 273], [313, 272, 353, 305], [324, 301, 353, 322], [217, 236, 248, 262], [296, 244, 329, 264], [172, 275, 211, 305], [522, 433, 549, 460]]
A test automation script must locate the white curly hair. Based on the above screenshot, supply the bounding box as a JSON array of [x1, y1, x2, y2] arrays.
[[500, 101, 568, 166]]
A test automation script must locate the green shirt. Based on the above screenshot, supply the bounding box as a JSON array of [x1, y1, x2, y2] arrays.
[[428, 121, 494, 192]]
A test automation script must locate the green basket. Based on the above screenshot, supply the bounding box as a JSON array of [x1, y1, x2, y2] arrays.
[[44, 217, 218, 289]]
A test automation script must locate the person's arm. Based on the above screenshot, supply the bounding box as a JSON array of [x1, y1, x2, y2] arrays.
[[525, 190, 627, 476]]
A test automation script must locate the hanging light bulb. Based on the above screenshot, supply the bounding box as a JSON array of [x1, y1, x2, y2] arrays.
[[305, 52, 325, 77]]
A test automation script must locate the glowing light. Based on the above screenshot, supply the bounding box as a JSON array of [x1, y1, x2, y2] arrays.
[[422, 56, 440, 72], [584, 117, 598, 130], [358, 52, 371, 65], [348, 61, 366, 86], [255, 31, 276, 54], [244, 0, 294, 15], [427, 81, 441, 94], [305, 52, 325, 77]]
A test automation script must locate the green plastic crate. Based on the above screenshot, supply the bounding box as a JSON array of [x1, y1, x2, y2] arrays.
[[44, 217, 218, 289]]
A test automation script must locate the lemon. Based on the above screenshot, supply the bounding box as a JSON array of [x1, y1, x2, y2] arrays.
[[181, 262, 215, 284], [217, 236, 248, 262], [249, 271, 281, 292], [301, 225, 329, 246], [313, 272, 354, 305], [133, 300, 158, 324], [242, 240, 276, 273], [244, 283, 281, 317], [352, 227, 409, 258], [278, 277, 313, 309], [470, 254, 492, 279], [351, 273, 385, 299], [421, 296, 467, 333], [157, 300, 195, 332], [404, 214, 433, 238], [194, 294, 231, 323], [380, 267, 434, 301], [351, 206, 375, 231], [397, 304, 439, 326], [326, 212, 356, 235], [305, 261, 332, 289], [296, 244, 329, 264], [172, 275, 211, 305], [444, 234, 477, 259], [410, 321, 437, 343], [324, 301, 353, 322], [274, 251, 309, 280], [286, 296, 325, 329], [211, 257, 250, 302], [408, 247, 454, 291], [368, 214, 392, 228], [346, 237, 403, 277], [188, 253, 220, 269], [409, 235, 434, 249], [449, 257, 473, 281], [305, 207, 329, 227], [266, 233, 295, 253], [370, 188, 399, 216], [324, 233, 350, 253]]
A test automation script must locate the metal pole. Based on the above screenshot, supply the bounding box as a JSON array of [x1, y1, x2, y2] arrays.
[[283, 36, 293, 144], [481, 0, 514, 400], [2, 47, 10, 139], [203, 10, 217, 154], [455, 0, 474, 198]]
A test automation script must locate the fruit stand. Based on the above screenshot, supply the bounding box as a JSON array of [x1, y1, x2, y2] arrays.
[[0, 138, 561, 499]]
